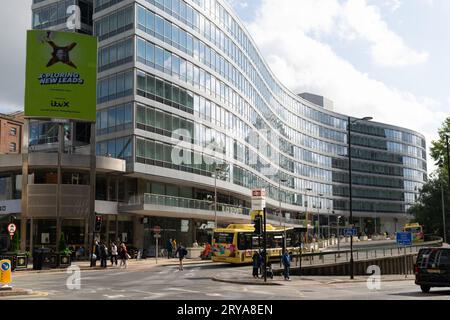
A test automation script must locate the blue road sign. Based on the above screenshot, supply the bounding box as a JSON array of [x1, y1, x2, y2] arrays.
[[1, 261, 10, 271], [396, 232, 412, 246], [344, 228, 357, 237]]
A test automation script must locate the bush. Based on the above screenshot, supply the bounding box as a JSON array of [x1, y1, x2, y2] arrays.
[[58, 233, 72, 256]]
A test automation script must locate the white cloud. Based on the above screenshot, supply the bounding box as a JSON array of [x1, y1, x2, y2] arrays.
[[246, 0, 443, 173]]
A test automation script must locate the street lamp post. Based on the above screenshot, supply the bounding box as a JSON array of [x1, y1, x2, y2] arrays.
[[214, 163, 229, 229], [279, 178, 288, 249], [444, 133, 450, 244], [337, 215, 341, 257], [304, 188, 312, 244], [348, 116, 373, 280], [317, 193, 323, 240]]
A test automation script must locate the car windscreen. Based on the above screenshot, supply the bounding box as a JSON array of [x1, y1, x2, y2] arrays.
[[417, 249, 450, 268]]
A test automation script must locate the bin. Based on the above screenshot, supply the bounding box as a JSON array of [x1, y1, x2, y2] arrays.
[[33, 248, 50, 270]]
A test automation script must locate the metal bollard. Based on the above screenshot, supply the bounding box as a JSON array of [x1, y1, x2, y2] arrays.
[[335, 253, 337, 263], [391, 248, 393, 256], [346, 252, 348, 261], [366, 250, 368, 259], [383, 249, 385, 257], [375, 250, 377, 258]]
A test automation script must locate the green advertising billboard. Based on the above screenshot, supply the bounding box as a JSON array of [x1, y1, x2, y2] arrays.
[[24, 30, 97, 122]]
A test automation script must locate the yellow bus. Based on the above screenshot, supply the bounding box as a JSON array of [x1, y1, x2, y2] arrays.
[[211, 224, 305, 264], [403, 223, 424, 242]]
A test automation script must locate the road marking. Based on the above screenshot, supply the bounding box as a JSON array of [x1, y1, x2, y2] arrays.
[[164, 287, 202, 294], [104, 294, 125, 299]]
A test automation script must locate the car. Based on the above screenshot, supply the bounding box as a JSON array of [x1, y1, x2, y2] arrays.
[[414, 247, 450, 293]]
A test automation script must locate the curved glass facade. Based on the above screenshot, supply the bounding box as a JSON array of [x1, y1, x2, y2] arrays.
[[92, 0, 426, 223]]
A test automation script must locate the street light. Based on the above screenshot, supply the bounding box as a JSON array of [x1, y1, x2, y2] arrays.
[[347, 115, 373, 280], [304, 188, 313, 243], [317, 193, 324, 239], [279, 177, 288, 249], [214, 163, 229, 229], [444, 133, 450, 244]]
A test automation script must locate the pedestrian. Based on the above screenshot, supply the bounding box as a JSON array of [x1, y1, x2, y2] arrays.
[[282, 249, 291, 281], [172, 239, 177, 257], [167, 238, 173, 259], [259, 250, 266, 276], [110, 242, 118, 266], [100, 242, 108, 268], [176, 243, 188, 271], [119, 243, 129, 269], [91, 240, 100, 267], [252, 251, 260, 278]]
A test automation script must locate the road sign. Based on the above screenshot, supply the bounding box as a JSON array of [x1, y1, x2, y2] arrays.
[[153, 225, 161, 233], [396, 232, 412, 246], [344, 228, 357, 237], [7, 224, 16, 234], [0, 260, 12, 285]]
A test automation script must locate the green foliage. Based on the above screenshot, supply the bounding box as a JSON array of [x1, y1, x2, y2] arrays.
[[10, 230, 20, 253], [58, 232, 71, 255], [409, 173, 449, 240], [430, 117, 450, 177]]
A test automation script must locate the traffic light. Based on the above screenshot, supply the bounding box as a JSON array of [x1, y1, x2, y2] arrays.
[[253, 216, 262, 235], [94, 215, 103, 233]]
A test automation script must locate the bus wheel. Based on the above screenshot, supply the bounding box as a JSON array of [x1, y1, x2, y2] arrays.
[[420, 285, 430, 293]]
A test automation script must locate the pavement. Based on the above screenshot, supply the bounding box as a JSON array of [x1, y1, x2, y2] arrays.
[[4, 262, 450, 300], [211, 272, 415, 286]]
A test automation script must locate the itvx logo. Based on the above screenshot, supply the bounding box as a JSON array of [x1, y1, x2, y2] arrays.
[[51, 100, 70, 108]]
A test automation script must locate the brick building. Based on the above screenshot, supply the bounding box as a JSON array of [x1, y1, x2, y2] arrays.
[[0, 111, 24, 154]]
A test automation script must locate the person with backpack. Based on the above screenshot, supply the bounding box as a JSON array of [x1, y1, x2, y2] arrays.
[[176, 244, 188, 271], [167, 238, 173, 259], [282, 249, 291, 281], [100, 242, 108, 268], [119, 243, 129, 269]]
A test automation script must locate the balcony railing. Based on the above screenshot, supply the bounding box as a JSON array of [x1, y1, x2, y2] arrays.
[[122, 193, 251, 217], [121, 194, 303, 225]]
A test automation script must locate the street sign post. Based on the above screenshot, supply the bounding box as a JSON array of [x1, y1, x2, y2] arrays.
[[396, 232, 413, 278], [344, 228, 357, 237], [0, 260, 12, 289], [7, 224, 16, 239], [154, 226, 161, 264], [396, 232, 413, 246]]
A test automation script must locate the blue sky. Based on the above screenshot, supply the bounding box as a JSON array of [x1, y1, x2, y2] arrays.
[[227, 0, 449, 172], [0, 0, 448, 173]]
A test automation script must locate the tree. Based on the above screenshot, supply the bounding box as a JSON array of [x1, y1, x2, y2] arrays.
[[430, 117, 450, 178], [10, 230, 20, 253], [409, 172, 449, 240], [58, 232, 68, 253]]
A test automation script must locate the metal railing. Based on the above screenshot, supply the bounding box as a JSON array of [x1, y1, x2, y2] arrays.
[[276, 237, 443, 268], [122, 193, 251, 216]]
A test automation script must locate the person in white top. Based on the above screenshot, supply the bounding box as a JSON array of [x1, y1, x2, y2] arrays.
[[110, 242, 118, 266]]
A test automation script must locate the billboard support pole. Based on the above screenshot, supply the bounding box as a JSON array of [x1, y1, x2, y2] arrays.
[[20, 119, 29, 252], [89, 122, 96, 266]]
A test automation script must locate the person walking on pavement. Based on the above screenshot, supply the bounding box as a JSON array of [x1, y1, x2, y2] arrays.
[[282, 249, 291, 281], [172, 239, 177, 257], [110, 242, 118, 266], [176, 243, 188, 271], [119, 243, 129, 269], [100, 242, 108, 268], [167, 238, 173, 259], [252, 251, 261, 278], [91, 240, 100, 267]]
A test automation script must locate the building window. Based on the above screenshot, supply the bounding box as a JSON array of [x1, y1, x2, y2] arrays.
[[10, 127, 17, 136], [9, 142, 17, 152]]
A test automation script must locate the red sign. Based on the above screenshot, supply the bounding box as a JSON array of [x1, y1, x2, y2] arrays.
[[7, 224, 16, 234], [153, 225, 161, 233], [252, 189, 266, 197]]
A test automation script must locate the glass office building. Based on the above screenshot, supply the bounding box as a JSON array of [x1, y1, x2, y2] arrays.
[[1, 0, 426, 252]]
